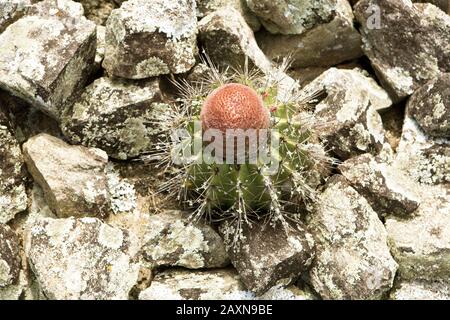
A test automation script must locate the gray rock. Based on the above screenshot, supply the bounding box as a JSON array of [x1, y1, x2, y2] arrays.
[[94, 25, 106, 67], [308, 175, 398, 300], [0, 109, 27, 224], [0, 0, 32, 33], [385, 186, 450, 281], [338, 153, 419, 216], [302, 68, 389, 160], [256, 0, 362, 68], [142, 210, 229, 269], [407, 73, 450, 138], [196, 0, 261, 31], [75, 0, 117, 25], [23, 134, 111, 219], [219, 221, 315, 295], [0, 224, 21, 287], [103, 0, 198, 79], [390, 280, 450, 300], [61, 77, 168, 160], [26, 217, 140, 299], [0, 0, 97, 119], [246, 0, 335, 35], [354, 0, 450, 102]]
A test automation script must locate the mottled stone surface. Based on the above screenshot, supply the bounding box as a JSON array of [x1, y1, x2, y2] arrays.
[[142, 210, 229, 269], [246, 0, 335, 35], [23, 134, 111, 219], [61, 77, 167, 160], [338, 153, 419, 216], [257, 0, 362, 68], [386, 187, 450, 281], [103, 0, 197, 79], [196, 0, 260, 31], [390, 280, 450, 300], [302, 68, 389, 159], [354, 0, 450, 102], [407, 73, 450, 138], [0, 0, 32, 33], [0, 109, 27, 224], [0, 224, 21, 287], [219, 221, 315, 295], [0, 0, 97, 119], [75, 0, 117, 25], [27, 217, 140, 300], [308, 175, 398, 300]]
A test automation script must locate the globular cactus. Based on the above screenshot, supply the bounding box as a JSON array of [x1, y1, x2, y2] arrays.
[[145, 61, 333, 242]]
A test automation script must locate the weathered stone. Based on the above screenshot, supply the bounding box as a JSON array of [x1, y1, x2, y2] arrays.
[[390, 280, 450, 300], [415, 0, 450, 12], [386, 186, 450, 281], [26, 217, 140, 300], [0, 109, 27, 224], [308, 175, 398, 300], [94, 25, 106, 68], [407, 73, 450, 138], [302, 68, 389, 160], [75, 0, 117, 25], [0, 0, 32, 33], [338, 153, 419, 216], [196, 0, 261, 31], [219, 221, 315, 295], [246, 0, 336, 35], [23, 134, 111, 219], [395, 115, 450, 185], [256, 0, 362, 68], [0, 0, 97, 119], [103, 0, 197, 79], [0, 224, 21, 287], [142, 210, 229, 269], [354, 0, 450, 102], [61, 77, 167, 160]]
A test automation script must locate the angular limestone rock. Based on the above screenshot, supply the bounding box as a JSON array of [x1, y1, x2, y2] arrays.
[[23, 134, 111, 219], [0, 0, 97, 119], [142, 210, 229, 269], [0, 0, 32, 33], [338, 154, 419, 216], [61, 77, 168, 160], [308, 175, 398, 300], [0, 109, 27, 223], [0, 224, 21, 287], [27, 217, 140, 300], [390, 280, 450, 300], [407, 73, 450, 138], [256, 0, 362, 68], [302, 68, 389, 159], [103, 0, 198, 79], [386, 187, 450, 281], [354, 0, 450, 102], [219, 221, 315, 295]]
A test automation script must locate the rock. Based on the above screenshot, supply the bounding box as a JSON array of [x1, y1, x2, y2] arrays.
[[219, 221, 315, 295], [0, 0, 32, 33], [22, 134, 111, 219], [94, 25, 106, 68], [395, 115, 450, 185], [390, 280, 450, 300], [407, 73, 450, 138], [0, 0, 97, 119], [246, 0, 335, 35], [196, 0, 261, 31], [142, 210, 229, 269], [256, 0, 362, 68], [75, 0, 117, 25], [61, 77, 168, 160], [0, 109, 27, 224], [139, 269, 253, 300], [338, 153, 419, 217], [0, 224, 21, 287], [308, 175, 398, 300], [26, 217, 140, 299], [354, 0, 450, 102], [385, 187, 450, 281], [302, 68, 389, 160], [102, 0, 197, 79]]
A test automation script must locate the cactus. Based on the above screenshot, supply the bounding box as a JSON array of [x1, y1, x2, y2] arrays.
[[144, 61, 333, 243]]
